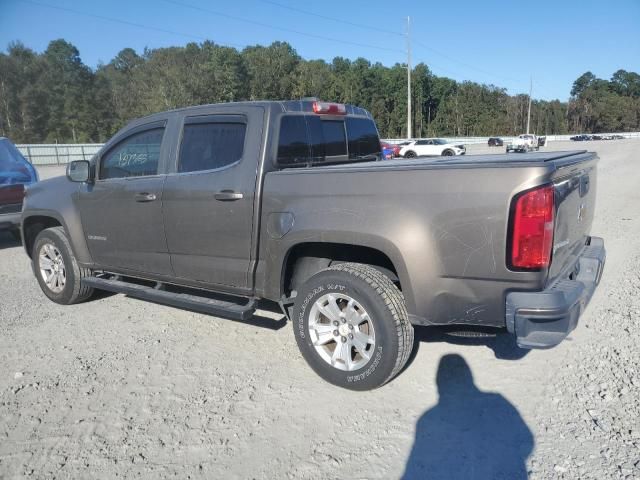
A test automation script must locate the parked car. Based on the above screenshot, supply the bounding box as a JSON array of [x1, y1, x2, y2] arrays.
[[380, 142, 395, 160], [488, 137, 504, 146], [399, 138, 466, 158], [538, 136, 547, 147], [380, 141, 403, 159], [570, 134, 591, 141], [0, 137, 38, 240], [592, 135, 602, 141], [21, 100, 605, 390], [506, 134, 539, 153], [611, 134, 625, 140]]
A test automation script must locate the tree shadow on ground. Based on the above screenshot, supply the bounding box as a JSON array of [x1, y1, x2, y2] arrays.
[[402, 354, 534, 480]]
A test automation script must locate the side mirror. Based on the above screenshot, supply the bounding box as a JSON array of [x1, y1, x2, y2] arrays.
[[67, 160, 91, 183]]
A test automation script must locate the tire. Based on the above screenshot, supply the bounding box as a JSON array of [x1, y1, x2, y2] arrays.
[[292, 262, 414, 390], [442, 149, 454, 156], [32, 226, 94, 305], [404, 150, 417, 158]]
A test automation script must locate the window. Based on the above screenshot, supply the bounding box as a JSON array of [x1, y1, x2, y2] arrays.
[[178, 121, 246, 173], [276, 116, 312, 166], [320, 120, 347, 157], [100, 128, 164, 180], [346, 117, 381, 159], [277, 114, 380, 167], [416, 140, 429, 146]]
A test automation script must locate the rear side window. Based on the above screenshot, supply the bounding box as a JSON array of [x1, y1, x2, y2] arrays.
[[101, 128, 164, 180], [179, 121, 246, 173]]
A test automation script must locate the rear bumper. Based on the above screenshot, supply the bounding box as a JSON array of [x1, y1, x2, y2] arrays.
[[505, 236, 605, 349]]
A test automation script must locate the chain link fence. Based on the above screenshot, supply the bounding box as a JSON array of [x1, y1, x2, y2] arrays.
[[16, 132, 640, 165], [15, 144, 103, 166]]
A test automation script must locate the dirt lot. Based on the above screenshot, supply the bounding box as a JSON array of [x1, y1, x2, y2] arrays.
[[1, 140, 639, 479]]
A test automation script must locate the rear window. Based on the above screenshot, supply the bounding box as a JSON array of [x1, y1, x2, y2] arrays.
[[277, 115, 380, 167], [345, 117, 380, 159]]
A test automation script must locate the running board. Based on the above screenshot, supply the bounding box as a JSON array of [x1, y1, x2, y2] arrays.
[[82, 277, 256, 321]]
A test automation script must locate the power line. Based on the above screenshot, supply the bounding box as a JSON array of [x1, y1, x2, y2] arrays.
[[257, 0, 404, 37], [18, 0, 247, 49], [160, 0, 404, 54], [412, 38, 527, 87]]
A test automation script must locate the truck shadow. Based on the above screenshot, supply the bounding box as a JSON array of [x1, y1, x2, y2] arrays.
[[402, 354, 534, 480], [412, 325, 530, 361]]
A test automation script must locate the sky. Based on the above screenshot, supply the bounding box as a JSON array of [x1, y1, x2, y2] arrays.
[[1, 0, 638, 101]]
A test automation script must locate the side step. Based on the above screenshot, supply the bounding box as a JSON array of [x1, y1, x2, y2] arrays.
[[82, 277, 256, 321]]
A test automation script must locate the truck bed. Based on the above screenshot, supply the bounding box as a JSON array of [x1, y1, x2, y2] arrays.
[[262, 149, 598, 328], [291, 150, 594, 171]]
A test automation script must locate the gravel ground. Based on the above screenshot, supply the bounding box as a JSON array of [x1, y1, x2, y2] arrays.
[[1, 139, 639, 479]]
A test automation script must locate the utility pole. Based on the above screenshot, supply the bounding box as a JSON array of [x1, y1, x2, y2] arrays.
[[526, 76, 532, 134], [406, 16, 412, 139]]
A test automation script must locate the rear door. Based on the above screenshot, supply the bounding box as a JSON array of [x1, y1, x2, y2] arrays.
[[162, 107, 264, 290], [78, 121, 172, 275]]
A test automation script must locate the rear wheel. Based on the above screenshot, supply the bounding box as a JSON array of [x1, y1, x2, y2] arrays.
[[404, 150, 417, 158], [292, 263, 414, 390], [32, 227, 94, 305]]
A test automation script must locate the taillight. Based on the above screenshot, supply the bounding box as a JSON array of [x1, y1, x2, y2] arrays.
[[0, 184, 25, 205], [509, 185, 555, 270], [312, 101, 346, 115]]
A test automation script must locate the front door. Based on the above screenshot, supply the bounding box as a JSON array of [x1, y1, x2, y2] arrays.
[[162, 109, 263, 290], [78, 123, 173, 276]]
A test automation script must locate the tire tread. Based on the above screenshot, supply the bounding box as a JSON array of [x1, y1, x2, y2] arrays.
[[325, 262, 414, 386]]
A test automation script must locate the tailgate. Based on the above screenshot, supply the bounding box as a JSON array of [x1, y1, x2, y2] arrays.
[[548, 152, 598, 282]]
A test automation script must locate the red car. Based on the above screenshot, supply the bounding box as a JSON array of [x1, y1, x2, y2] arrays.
[[380, 141, 402, 159]]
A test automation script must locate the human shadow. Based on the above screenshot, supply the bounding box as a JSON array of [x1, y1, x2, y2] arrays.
[[402, 354, 534, 480]]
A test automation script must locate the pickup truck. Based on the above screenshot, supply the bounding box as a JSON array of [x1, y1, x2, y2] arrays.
[[21, 100, 606, 390], [506, 134, 540, 153]]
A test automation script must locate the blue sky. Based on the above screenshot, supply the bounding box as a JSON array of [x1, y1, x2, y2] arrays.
[[1, 0, 638, 100]]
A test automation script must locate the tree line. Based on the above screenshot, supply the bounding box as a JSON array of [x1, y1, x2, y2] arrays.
[[1, 39, 639, 144]]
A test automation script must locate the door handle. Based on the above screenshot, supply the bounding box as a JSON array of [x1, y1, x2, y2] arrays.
[[134, 192, 157, 202], [214, 190, 243, 201]]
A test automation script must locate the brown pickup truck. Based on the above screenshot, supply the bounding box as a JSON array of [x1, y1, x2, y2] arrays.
[[21, 100, 605, 390]]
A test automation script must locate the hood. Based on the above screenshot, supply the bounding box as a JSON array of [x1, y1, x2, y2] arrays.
[[0, 139, 38, 186]]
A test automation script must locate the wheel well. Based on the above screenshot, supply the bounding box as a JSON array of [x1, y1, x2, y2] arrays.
[[282, 242, 400, 296], [23, 216, 62, 258]]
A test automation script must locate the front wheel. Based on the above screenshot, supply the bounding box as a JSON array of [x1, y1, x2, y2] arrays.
[[442, 149, 454, 156], [32, 226, 94, 305], [292, 263, 414, 390]]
